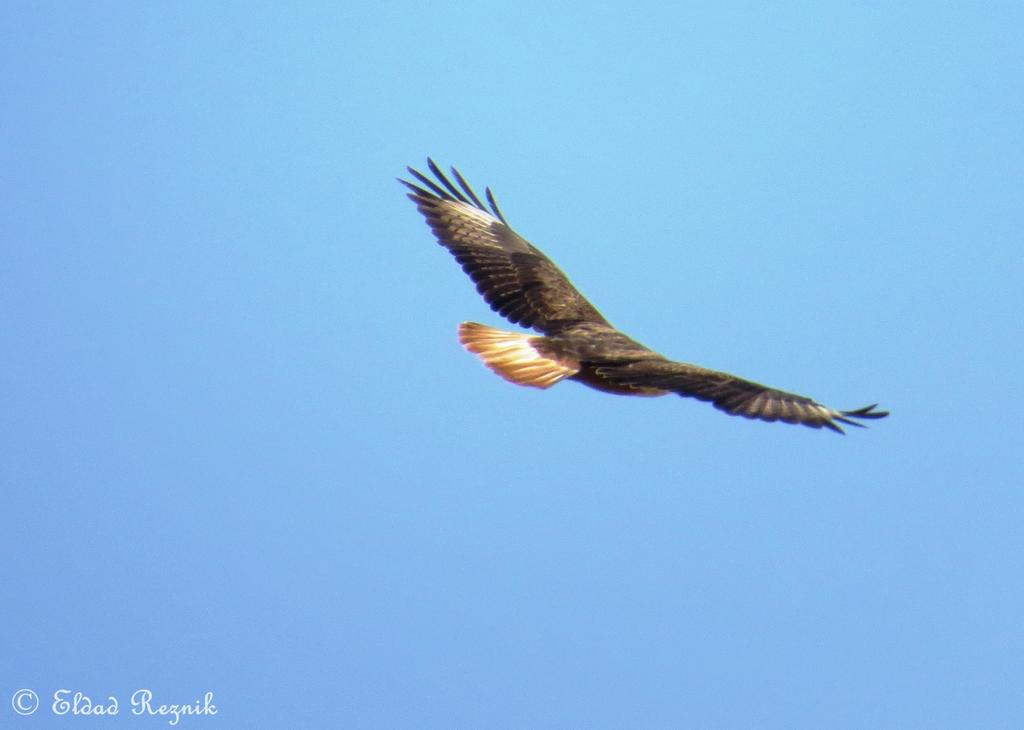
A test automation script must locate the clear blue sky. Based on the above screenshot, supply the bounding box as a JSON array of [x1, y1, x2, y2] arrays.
[[3, 3, 1022, 728]]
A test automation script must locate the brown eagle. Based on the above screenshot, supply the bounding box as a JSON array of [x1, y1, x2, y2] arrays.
[[401, 159, 888, 434]]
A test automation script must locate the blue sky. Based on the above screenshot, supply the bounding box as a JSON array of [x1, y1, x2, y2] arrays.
[[3, 2, 1022, 727]]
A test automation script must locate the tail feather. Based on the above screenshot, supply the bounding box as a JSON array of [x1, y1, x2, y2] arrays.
[[458, 322, 578, 389]]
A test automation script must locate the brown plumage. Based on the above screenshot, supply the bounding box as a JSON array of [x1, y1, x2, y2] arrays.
[[400, 159, 889, 433]]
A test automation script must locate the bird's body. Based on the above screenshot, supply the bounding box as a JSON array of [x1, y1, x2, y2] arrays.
[[401, 159, 888, 433]]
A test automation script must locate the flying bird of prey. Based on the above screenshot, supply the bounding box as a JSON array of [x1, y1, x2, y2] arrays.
[[400, 159, 888, 433]]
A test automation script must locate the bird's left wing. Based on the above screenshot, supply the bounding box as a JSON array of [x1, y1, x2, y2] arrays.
[[400, 159, 610, 334], [597, 359, 888, 433]]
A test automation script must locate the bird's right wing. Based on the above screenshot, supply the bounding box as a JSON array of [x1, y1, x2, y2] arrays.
[[597, 359, 889, 433], [400, 159, 610, 334]]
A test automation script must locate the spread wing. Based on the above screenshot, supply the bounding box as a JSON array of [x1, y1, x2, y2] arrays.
[[400, 159, 609, 334], [596, 359, 889, 433]]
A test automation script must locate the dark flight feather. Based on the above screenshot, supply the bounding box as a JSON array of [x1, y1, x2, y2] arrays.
[[400, 160, 609, 332]]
